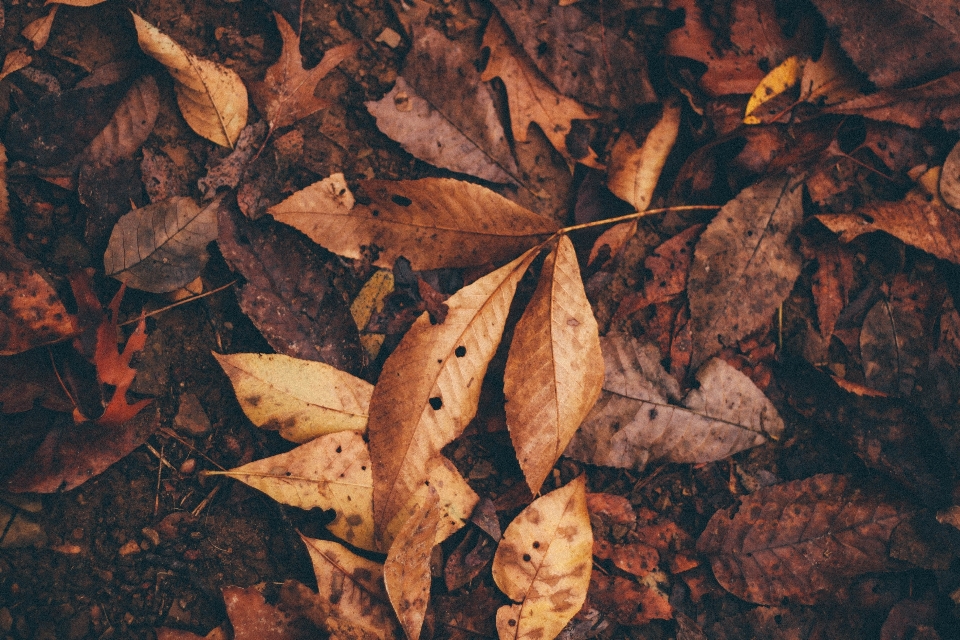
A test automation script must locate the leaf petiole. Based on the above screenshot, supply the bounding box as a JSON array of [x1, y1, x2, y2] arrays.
[[556, 204, 720, 235]]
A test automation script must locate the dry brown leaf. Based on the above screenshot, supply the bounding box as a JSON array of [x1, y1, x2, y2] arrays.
[[503, 236, 603, 494], [300, 536, 400, 640], [212, 431, 375, 550], [607, 99, 680, 211], [493, 475, 592, 640], [368, 247, 539, 548], [480, 14, 600, 168], [0, 143, 9, 245], [270, 174, 556, 270], [385, 485, 439, 640], [22, 6, 58, 50], [251, 12, 358, 132], [824, 71, 960, 130], [213, 352, 372, 442], [941, 140, 960, 209], [0, 50, 31, 84], [80, 75, 159, 169], [565, 335, 783, 470], [131, 12, 248, 147]]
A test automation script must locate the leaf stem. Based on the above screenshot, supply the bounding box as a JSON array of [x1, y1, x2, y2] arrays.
[[118, 280, 237, 326], [557, 204, 720, 235]]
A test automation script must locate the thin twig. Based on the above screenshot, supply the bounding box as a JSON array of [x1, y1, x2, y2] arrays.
[[118, 280, 237, 327], [158, 427, 227, 471], [557, 204, 720, 235]]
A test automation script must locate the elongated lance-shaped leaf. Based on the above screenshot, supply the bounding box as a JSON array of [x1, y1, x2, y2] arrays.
[[504, 235, 603, 494], [368, 247, 540, 549]]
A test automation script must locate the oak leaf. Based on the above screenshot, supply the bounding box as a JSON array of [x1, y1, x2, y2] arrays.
[[131, 12, 248, 147], [492, 475, 592, 640], [503, 235, 603, 494], [251, 12, 358, 133], [270, 174, 556, 271], [213, 352, 372, 442], [368, 247, 539, 548]]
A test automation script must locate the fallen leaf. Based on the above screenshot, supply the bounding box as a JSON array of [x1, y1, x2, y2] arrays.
[[697, 474, 915, 605], [688, 175, 804, 366], [197, 122, 267, 201], [368, 247, 539, 548], [270, 175, 557, 271], [212, 431, 375, 550], [493, 475, 592, 640], [384, 485, 439, 640], [251, 12, 358, 132], [586, 493, 637, 527], [80, 75, 160, 170], [222, 584, 314, 640], [587, 573, 673, 626], [22, 6, 58, 50], [131, 12, 248, 147], [213, 352, 373, 442], [351, 269, 393, 362], [0, 350, 73, 414], [565, 334, 784, 470], [503, 236, 603, 494], [300, 536, 401, 639], [444, 527, 497, 592], [156, 627, 227, 640], [480, 14, 600, 167], [861, 295, 927, 396], [103, 196, 219, 293], [824, 71, 960, 130], [810, 240, 855, 340], [607, 99, 681, 211], [0, 49, 31, 83], [744, 56, 803, 125]]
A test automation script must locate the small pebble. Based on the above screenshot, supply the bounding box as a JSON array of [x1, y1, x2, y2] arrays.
[[118, 540, 141, 556], [179, 458, 197, 475]]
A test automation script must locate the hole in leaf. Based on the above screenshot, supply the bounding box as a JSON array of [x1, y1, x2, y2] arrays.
[[429, 397, 443, 410], [523, 553, 531, 562], [391, 194, 413, 206], [532, 541, 540, 549], [336, 446, 342, 453], [455, 346, 466, 357]]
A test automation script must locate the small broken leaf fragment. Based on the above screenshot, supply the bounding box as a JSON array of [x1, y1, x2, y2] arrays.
[[504, 235, 603, 494], [213, 352, 372, 442], [493, 475, 592, 640], [213, 431, 375, 550], [131, 12, 247, 147], [351, 269, 393, 362], [251, 12, 358, 132], [607, 99, 681, 211]]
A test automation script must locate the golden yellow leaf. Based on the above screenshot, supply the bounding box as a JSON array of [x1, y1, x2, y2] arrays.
[[22, 6, 58, 50], [211, 431, 376, 550], [213, 352, 372, 442], [0, 50, 32, 84], [369, 247, 540, 548], [384, 485, 439, 640], [744, 56, 802, 125], [503, 236, 603, 494], [480, 14, 600, 168], [492, 475, 592, 640], [351, 269, 394, 363], [131, 12, 248, 147], [270, 174, 557, 270], [300, 536, 400, 640], [607, 99, 681, 211]]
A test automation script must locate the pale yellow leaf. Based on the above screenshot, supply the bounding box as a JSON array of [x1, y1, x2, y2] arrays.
[[480, 14, 600, 168], [385, 485, 438, 640], [504, 236, 603, 494], [213, 352, 372, 443], [131, 12, 248, 147], [744, 56, 802, 125], [0, 50, 32, 84], [300, 536, 400, 640], [607, 99, 681, 211], [213, 431, 375, 550], [369, 247, 540, 549], [493, 475, 592, 640], [22, 6, 58, 50], [351, 269, 394, 363], [270, 175, 557, 270]]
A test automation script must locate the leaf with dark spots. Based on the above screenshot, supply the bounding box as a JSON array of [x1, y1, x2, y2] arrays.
[[697, 474, 915, 605], [217, 198, 363, 375]]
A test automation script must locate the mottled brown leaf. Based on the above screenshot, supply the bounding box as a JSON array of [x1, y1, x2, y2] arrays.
[[861, 294, 928, 396], [825, 71, 960, 130], [222, 584, 313, 640], [587, 573, 673, 626], [810, 241, 855, 340]]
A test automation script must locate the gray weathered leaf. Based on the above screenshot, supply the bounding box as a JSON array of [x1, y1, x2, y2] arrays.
[[104, 196, 219, 293], [565, 334, 783, 470]]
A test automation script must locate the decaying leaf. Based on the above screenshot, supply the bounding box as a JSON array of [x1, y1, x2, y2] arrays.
[[22, 6, 58, 50], [212, 431, 375, 550], [368, 247, 539, 547], [697, 474, 915, 605], [824, 71, 960, 130], [384, 485, 439, 640], [861, 295, 927, 396], [480, 14, 600, 167], [213, 352, 372, 442], [221, 584, 312, 640], [492, 475, 592, 640], [251, 12, 358, 132], [744, 56, 803, 125], [810, 241, 855, 340], [103, 196, 219, 293], [607, 99, 681, 211], [565, 334, 783, 470], [587, 573, 673, 626], [300, 536, 400, 639], [270, 174, 557, 271], [503, 236, 603, 494], [688, 175, 804, 366], [131, 12, 248, 147], [80, 75, 160, 169]]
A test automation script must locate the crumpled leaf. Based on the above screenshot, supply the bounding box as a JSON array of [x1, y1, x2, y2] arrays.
[[103, 196, 219, 293], [251, 12, 358, 132], [368, 247, 538, 548], [688, 175, 804, 366], [384, 485, 438, 640], [503, 236, 603, 494], [587, 573, 673, 626], [480, 14, 600, 167], [300, 536, 400, 640], [213, 352, 372, 443], [493, 475, 592, 640], [697, 474, 915, 605], [565, 334, 784, 470], [607, 99, 681, 212], [131, 12, 248, 147], [270, 174, 557, 270]]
